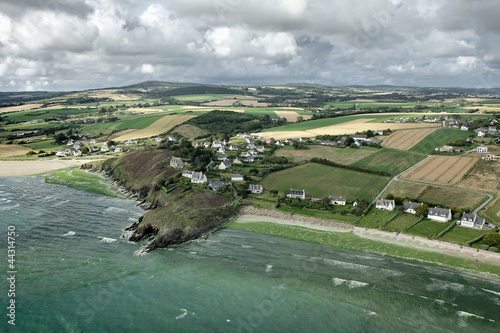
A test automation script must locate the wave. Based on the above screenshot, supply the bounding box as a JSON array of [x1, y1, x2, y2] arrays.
[[99, 237, 117, 243], [426, 278, 465, 292], [265, 264, 273, 273], [63, 231, 76, 237], [482, 288, 500, 297], [332, 277, 369, 289]]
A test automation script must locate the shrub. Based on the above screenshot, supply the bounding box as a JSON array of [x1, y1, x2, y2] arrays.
[[480, 244, 489, 251], [488, 247, 499, 252]]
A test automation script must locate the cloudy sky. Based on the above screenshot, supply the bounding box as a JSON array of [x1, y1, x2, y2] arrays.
[[1, 0, 499, 91]]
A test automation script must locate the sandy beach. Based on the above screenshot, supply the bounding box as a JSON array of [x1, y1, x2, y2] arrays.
[[0, 159, 87, 176], [237, 206, 500, 267]]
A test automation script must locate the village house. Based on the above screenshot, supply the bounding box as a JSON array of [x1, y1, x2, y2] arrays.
[[329, 196, 346, 206], [73, 149, 81, 156], [203, 142, 211, 148], [231, 174, 245, 182], [209, 180, 230, 191], [233, 158, 243, 165], [89, 139, 96, 144], [246, 143, 256, 149], [244, 156, 255, 163], [212, 140, 222, 149], [256, 146, 265, 153], [56, 148, 71, 157], [285, 138, 294, 145], [114, 147, 123, 153], [182, 170, 194, 178], [191, 172, 207, 184], [275, 140, 285, 147], [374, 130, 384, 136], [376, 199, 395, 211], [461, 124, 469, 131], [456, 213, 486, 230], [287, 189, 306, 200], [427, 207, 452, 222], [265, 138, 276, 145], [298, 137, 309, 143], [319, 140, 337, 146], [350, 134, 368, 141], [100, 145, 109, 152], [125, 140, 137, 146], [488, 126, 497, 135], [248, 185, 263, 194], [228, 144, 240, 151], [403, 202, 421, 214], [218, 159, 231, 170], [366, 138, 382, 145], [217, 153, 228, 161], [476, 146, 489, 153], [475, 127, 488, 137], [218, 147, 226, 154], [484, 154, 500, 161], [170, 157, 184, 169]]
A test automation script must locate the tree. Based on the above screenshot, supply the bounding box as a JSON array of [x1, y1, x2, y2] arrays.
[[484, 232, 500, 246], [81, 146, 90, 154], [415, 204, 429, 218]]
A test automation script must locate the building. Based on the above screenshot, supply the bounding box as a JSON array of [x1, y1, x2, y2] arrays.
[[403, 202, 421, 214], [456, 213, 486, 230], [100, 145, 109, 152], [191, 172, 207, 184], [286, 189, 306, 200], [114, 147, 123, 153], [375, 199, 395, 211], [350, 134, 368, 141], [209, 180, 229, 191], [477, 146, 489, 153], [484, 154, 500, 161], [231, 174, 245, 182], [248, 185, 263, 194], [182, 170, 194, 178], [329, 196, 346, 206], [427, 207, 452, 222], [170, 157, 184, 169], [218, 159, 231, 170], [233, 158, 243, 165]]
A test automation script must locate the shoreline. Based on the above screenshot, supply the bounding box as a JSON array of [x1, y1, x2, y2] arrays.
[[235, 206, 500, 274]]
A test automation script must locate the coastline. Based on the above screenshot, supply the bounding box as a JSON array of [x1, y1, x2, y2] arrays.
[[232, 206, 500, 278], [0, 159, 87, 176]]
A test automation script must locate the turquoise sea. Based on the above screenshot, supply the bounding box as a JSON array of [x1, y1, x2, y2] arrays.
[[1, 176, 499, 332]]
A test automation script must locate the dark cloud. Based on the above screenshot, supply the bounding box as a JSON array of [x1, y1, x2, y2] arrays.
[[0, 0, 94, 19]]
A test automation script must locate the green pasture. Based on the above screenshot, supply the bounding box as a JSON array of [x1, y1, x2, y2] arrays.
[[439, 226, 489, 245], [172, 94, 240, 102], [382, 214, 422, 233], [351, 148, 426, 175], [406, 220, 450, 238], [357, 206, 397, 229], [409, 129, 472, 154]]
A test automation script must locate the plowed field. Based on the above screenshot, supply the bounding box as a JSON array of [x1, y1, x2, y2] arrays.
[[400, 156, 478, 185], [381, 128, 436, 150]]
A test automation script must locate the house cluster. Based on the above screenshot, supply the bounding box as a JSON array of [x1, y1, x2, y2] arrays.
[[474, 126, 498, 137], [285, 189, 349, 206], [56, 136, 163, 157], [317, 132, 383, 147], [375, 199, 491, 230], [383, 116, 441, 124]]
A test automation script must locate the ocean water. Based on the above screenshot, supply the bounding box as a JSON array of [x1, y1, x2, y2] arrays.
[[1, 176, 499, 333]]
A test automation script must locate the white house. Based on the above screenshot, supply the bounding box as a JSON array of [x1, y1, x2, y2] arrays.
[[231, 174, 245, 182], [456, 213, 486, 230], [125, 140, 137, 146], [212, 140, 222, 148], [248, 185, 263, 194], [477, 130, 486, 137], [461, 124, 469, 131], [233, 158, 243, 165], [182, 170, 194, 178], [287, 189, 306, 200], [427, 207, 452, 222], [209, 180, 229, 191], [403, 202, 421, 215], [114, 147, 123, 153], [477, 146, 488, 153], [191, 172, 207, 184], [329, 196, 346, 206], [170, 157, 184, 169], [218, 159, 231, 170], [228, 145, 240, 151], [100, 145, 109, 152], [376, 199, 395, 211], [244, 156, 255, 163]]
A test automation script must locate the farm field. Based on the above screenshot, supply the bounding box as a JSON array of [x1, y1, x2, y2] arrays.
[[114, 114, 196, 141], [172, 94, 241, 102], [409, 129, 472, 154], [274, 145, 377, 164], [382, 214, 422, 233], [274, 111, 312, 122], [171, 124, 209, 138], [351, 148, 426, 175], [260, 163, 389, 201], [400, 156, 478, 186], [417, 186, 487, 211], [456, 159, 500, 194], [0, 103, 44, 113], [380, 128, 436, 150], [439, 226, 489, 245], [406, 220, 450, 238], [0, 144, 32, 157]]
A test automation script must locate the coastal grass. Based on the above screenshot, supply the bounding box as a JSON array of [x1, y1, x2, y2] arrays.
[[351, 148, 426, 175], [45, 167, 124, 197], [277, 205, 359, 223], [417, 187, 487, 211], [226, 219, 500, 277], [406, 220, 449, 238], [260, 163, 389, 201], [484, 197, 500, 224], [382, 214, 422, 233], [409, 129, 471, 154], [439, 226, 490, 245], [356, 207, 397, 228]]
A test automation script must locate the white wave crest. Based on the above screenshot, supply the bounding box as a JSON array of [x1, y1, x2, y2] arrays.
[[99, 237, 116, 243], [176, 309, 189, 320], [332, 277, 369, 289], [265, 264, 273, 273], [482, 288, 500, 297], [457, 311, 485, 328], [63, 231, 76, 237]]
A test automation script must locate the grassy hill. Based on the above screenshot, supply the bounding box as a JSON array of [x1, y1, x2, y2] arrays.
[[350, 148, 426, 175], [409, 129, 471, 154]]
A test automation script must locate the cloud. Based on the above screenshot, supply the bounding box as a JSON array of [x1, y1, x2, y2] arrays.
[[1, 0, 500, 91]]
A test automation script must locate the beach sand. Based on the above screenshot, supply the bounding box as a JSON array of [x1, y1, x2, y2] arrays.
[[0, 159, 87, 176]]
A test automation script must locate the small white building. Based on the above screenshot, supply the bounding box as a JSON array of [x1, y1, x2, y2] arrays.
[[427, 207, 452, 222], [375, 199, 395, 211], [329, 196, 346, 206], [287, 189, 306, 200], [477, 146, 488, 153], [403, 202, 421, 215], [182, 170, 194, 178], [219, 159, 231, 170], [248, 185, 263, 194], [191, 172, 207, 184], [170, 157, 184, 169], [100, 145, 109, 152], [114, 147, 123, 153], [456, 213, 486, 230], [231, 174, 245, 182]]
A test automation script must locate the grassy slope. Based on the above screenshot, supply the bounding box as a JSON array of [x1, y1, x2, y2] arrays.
[[260, 163, 389, 201], [351, 148, 426, 175], [45, 168, 124, 197], [409, 129, 471, 154], [274, 145, 377, 164]]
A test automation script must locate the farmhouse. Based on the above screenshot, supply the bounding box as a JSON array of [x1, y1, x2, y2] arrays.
[[287, 189, 306, 200], [476, 146, 488, 153], [248, 185, 263, 194], [483, 154, 500, 161], [329, 196, 346, 206], [218, 159, 231, 170], [212, 140, 222, 148], [228, 145, 240, 151], [244, 156, 255, 163], [191, 172, 207, 184], [403, 202, 421, 214], [456, 213, 486, 230], [461, 124, 469, 131], [231, 174, 245, 182], [376, 199, 395, 211], [216, 153, 228, 161], [114, 147, 123, 153], [170, 157, 184, 169], [101, 145, 109, 152], [427, 207, 452, 222], [488, 126, 497, 135], [56, 148, 71, 157], [209, 180, 229, 191], [233, 158, 243, 165], [350, 134, 368, 141]]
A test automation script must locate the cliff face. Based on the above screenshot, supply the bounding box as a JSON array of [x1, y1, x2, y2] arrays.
[[83, 150, 236, 252]]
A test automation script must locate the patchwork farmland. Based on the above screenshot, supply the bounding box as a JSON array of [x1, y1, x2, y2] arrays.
[[274, 111, 313, 122], [114, 114, 196, 141], [400, 156, 479, 186], [381, 128, 436, 150]]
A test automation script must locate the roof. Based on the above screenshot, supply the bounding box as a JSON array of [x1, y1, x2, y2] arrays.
[[329, 196, 346, 202], [404, 202, 421, 210], [209, 180, 229, 190], [289, 189, 305, 195], [231, 174, 244, 179], [428, 207, 451, 217], [376, 199, 394, 206], [249, 184, 263, 190]]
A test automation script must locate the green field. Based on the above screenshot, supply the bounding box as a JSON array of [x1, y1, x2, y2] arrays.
[[227, 219, 500, 276], [357, 207, 397, 228], [115, 114, 165, 131], [406, 220, 450, 238], [325, 101, 421, 109], [351, 148, 426, 175], [22, 139, 67, 151], [382, 214, 422, 233], [418, 187, 487, 211], [439, 226, 489, 245], [260, 163, 389, 201], [172, 94, 240, 102], [409, 129, 471, 154], [3, 108, 94, 122], [277, 205, 359, 223], [274, 145, 377, 164]]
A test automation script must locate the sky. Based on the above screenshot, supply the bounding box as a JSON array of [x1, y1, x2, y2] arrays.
[[1, 0, 500, 91]]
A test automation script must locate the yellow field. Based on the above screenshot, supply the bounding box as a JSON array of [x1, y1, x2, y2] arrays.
[[274, 111, 313, 122], [255, 119, 441, 140], [0, 144, 33, 157], [400, 156, 479, 186], [0, 104, 43, 113], [381, 128, 436, 150], [87, 90, 139, 101], [114, 115, 196, 141]]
